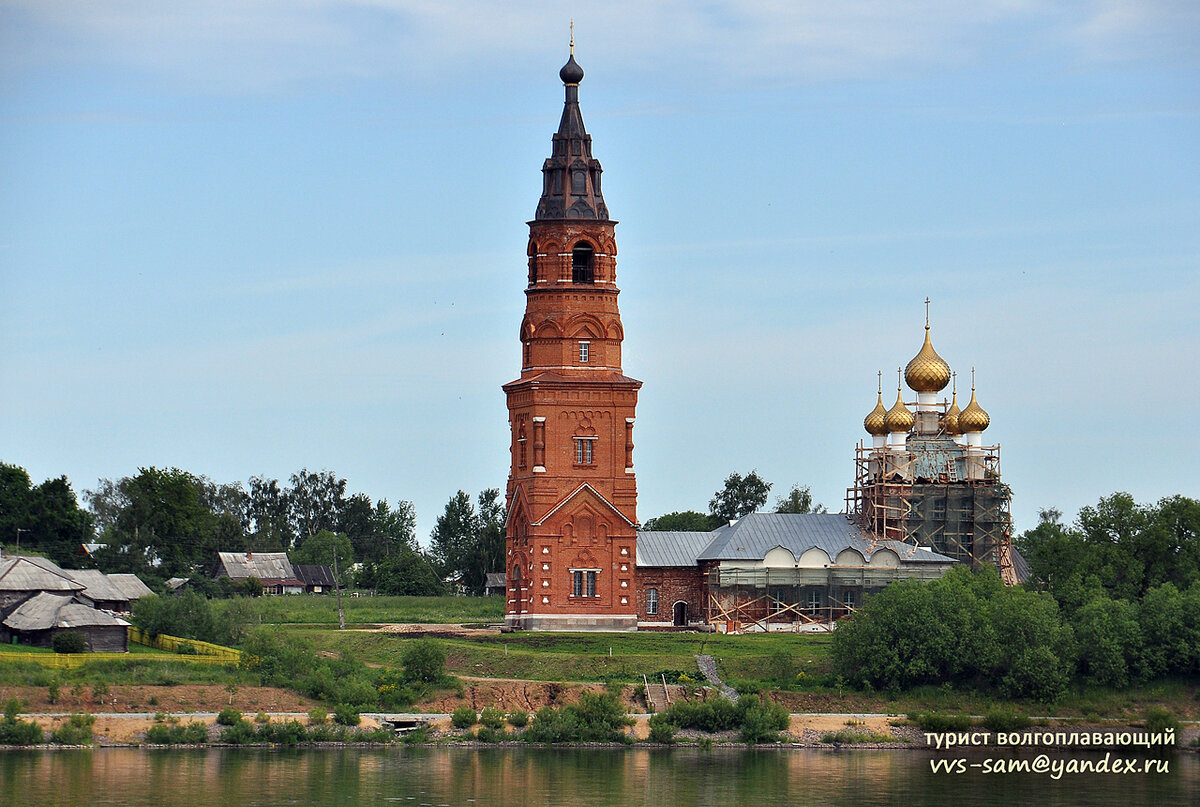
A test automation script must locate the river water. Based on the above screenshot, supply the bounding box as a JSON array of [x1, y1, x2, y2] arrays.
[[4, 746, 1197, 806]]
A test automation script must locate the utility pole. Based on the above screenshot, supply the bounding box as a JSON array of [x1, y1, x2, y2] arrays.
[[332, 547, 345, 630], [15, 528, 29, 555]]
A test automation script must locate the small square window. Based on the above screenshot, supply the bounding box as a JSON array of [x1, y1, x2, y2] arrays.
[[578, 341, 589, 362]]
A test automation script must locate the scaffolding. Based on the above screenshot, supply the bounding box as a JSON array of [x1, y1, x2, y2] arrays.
[[703, 562, 950, 633], [845, 435, 1017, 585]]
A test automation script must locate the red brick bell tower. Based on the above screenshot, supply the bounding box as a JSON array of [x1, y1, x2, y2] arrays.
[[502, 47, 641, 631]]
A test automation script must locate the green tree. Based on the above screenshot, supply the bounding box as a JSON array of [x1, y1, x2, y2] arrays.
[[640, 511, 719, 531], [0, 464, 94, 566], [287, 469, 348, 547], [709, 471, 772, 524], [1073, 594, 1142, 688], [401, 637, 446, 684], [429, 489, 506, 595], [773, 484, 828, 514], [290, 530, 354, 587], [367, 546, 443, 596]]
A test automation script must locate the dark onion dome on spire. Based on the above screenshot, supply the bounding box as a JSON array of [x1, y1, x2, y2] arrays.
[[559, 53, 584, 85], [535, 49, 610, 221]]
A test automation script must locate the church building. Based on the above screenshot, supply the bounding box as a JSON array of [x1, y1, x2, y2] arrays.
[[503, 48, 1013, 632]]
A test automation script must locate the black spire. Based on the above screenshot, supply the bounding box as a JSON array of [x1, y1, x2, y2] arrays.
[[535, 48, 609, 221]]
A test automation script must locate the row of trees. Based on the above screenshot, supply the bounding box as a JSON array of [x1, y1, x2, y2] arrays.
[[1, 462, 508, 597], [834, 493, 1200, 699], [641, 471, 827, 531]]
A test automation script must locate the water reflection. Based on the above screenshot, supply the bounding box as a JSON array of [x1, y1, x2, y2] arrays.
[[3, 747, 1196, 807]]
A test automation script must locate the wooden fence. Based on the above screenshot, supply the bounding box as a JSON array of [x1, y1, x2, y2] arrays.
[[0, 629, 241, 668]]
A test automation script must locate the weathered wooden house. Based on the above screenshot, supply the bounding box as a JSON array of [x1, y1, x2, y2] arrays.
[[294, 564, 336, 594], [216, 552, 303, 595], [0, 555, 84, 611], [1, 591, 130, 651]]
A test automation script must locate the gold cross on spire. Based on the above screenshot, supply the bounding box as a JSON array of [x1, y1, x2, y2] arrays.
[[570, 20, 575, 55], [877, 370, 882, 395], [924, 296, 931, 329]]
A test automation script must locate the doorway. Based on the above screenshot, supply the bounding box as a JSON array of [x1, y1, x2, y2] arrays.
[[673, 601, 688, 627]]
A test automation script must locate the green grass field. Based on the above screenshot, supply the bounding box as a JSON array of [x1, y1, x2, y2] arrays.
[[213, 594, 506, 625], [284, 626, 834, 683]]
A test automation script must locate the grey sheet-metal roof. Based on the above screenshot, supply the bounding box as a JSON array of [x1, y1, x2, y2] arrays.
[[66, 569, 130, 603], [107, 573, 154, 600], [636, 513, 955, 566], [4, 592, 130, 631], [636, 531, 721, 567], [218, 551, 299, 582], [484, 572, 507, 588], [0, 556, 85, 593]]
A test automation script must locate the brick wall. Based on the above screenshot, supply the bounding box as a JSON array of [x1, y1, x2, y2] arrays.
[[637, 565, 705, 624]]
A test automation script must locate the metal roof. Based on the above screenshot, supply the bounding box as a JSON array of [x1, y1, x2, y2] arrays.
[[294, 564, 336, 587], [0, 556, 85, 593], [107, 573, 154, 600], [635, 531, 720, 568], [635, 513, 955, 566], [217, 552, 299, 583], [4, 592, 130, 631]]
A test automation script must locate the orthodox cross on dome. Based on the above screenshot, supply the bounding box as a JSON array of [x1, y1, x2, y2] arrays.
[[924, 296, 931, 329]]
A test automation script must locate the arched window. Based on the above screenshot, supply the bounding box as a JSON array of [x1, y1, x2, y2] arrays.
[[530, 254, 538, 284], [572, 242, 594, 284]]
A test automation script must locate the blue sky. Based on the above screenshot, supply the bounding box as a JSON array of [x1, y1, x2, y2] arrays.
[[2, 1, 1197, 545]]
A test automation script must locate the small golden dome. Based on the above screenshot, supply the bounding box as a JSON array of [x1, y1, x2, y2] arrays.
[[942, 391, 962, 436], [884, 387, 914, 433], [905, 325, 952, 394], [959, 388, 990, 432], [864, 392, 888, 436]]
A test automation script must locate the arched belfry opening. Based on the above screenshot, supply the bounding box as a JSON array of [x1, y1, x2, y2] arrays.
[[572, 242, 594, 284]]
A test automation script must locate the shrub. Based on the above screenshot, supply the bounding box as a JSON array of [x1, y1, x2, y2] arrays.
[[1143, 707, 1180, 736], [144, 721, 209, 745], [308, 708, 329, 725], [219, 719, 258, 745], [175, 642, 198, 655], [216, 707, 242, 726], [451, 707, 478, 729], [51, 714, 95, 745], [479, 707, 506, 730], [663, 697, 741, 733], [256, 719, 307, 746], [506, 710, 529, 728], [475, 725, 505, 743], [333, 705, 360, 726], [913, 712, 972, 732], [982, 708, 1031, 733], [647, 713, 676, 743], [521, 691, 633, 745], [52, 631, 87, 654], [738, 696, 789, 744], [254, 711, 271, 724], [402, 637, 446, 684], [47, 679, 61, 705]]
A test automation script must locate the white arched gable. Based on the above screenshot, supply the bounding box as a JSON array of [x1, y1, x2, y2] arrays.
[[763, 546, 796, 568], [835, 548, 866, 567], [797, 547, 832, 568], [869, 548, 901, 568]]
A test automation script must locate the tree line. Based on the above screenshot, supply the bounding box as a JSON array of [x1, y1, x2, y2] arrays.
[[832, 493, 1200, 699], [641, 470, 827, 531], [0, 462, 504, 597]]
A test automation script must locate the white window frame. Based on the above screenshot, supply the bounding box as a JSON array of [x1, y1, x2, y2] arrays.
[[647, 587, 659, 615], [578, 341, 590, 362], [570, 568, 600, 598]]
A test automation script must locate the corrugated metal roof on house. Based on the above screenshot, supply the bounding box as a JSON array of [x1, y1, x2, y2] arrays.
[[217, 552, 299, 583], [635, 531, 719, 567], [294, 565, 336, 587], [0, 556, 85, 593], [3, 592, 130, 631]]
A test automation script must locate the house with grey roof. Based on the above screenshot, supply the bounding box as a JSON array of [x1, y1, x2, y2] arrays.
[[215, 552, 303, 594], [0, 555, 85, 611], [1, 591, 130, 651], [635, 512, 955, 631]]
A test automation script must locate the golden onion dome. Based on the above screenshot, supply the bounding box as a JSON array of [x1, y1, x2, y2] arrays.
[[959, 388, 990, 433], [883, 387, 914, 433], [942, 391, 962, 436], [905, 325, 952, 394], [864, 391, 888, 436]]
